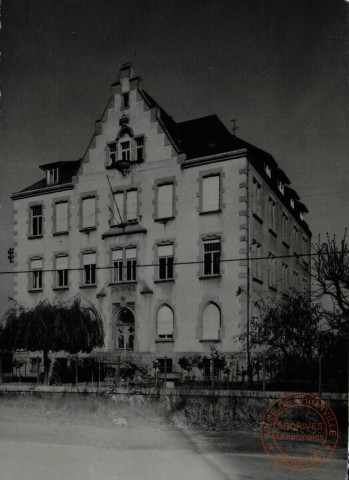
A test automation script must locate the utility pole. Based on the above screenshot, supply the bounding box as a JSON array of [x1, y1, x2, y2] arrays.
[[246, 155, 252, 385]]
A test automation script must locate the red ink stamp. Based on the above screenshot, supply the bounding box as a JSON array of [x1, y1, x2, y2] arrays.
[[260, 393, 338, 471]]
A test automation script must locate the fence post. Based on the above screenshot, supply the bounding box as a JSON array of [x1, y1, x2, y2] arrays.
[[164, 357, 167, 386], [318, 355, 322, 396], [262, 355, 265, 392], [36, 357, 40, 384]]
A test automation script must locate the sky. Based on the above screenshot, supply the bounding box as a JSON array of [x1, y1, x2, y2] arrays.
[[0, 0, 348, 316]]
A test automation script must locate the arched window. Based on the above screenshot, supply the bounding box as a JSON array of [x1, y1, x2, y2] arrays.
[[157, 305, 173, 339], [118, 335, 124, 349], [128, 334, 134, 350], [202, 303, 220, 340]]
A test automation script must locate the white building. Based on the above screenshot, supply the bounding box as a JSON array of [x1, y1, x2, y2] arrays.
[[11, 63, 311, 375]]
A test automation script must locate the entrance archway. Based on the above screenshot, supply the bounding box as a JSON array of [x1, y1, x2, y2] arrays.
[[114, 307, 135, 353]]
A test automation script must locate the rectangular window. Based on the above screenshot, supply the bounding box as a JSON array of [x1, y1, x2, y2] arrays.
[[126, 190, 137, 222], [126, 248, 137, 281], [31, 258, 42, 290], [252, 177, 262, 218], [121, 141, 130, 161], [82, 197, 96, 229], [158, 184, 174, 219], [112, 249, 123, 282], [158, 244, 174, 280], [268, 197, 276, 232], [251, 241, 262, 281], [293, 225, 299, 252], [55, 202, 68, 233], [202, 175, 220, 212], [113, 192, 124, 224], [302, 236, 308, 254], [203, 240, 221, 276], [122, 93, 129, 109], [268, 253, 275, 288], [108, 142, 117, 165], [282, 263, 289, 290], [282, 213, 288, 243], [47, 168, 58, 184], [293, 270, 299, 290], [31, 205, 43, 236], [135, 137, 144, 161], [303, 277, 308, 294], [56, 256, 68, 287], [157, 358, 173, 374], [83, 252, 96, 285]]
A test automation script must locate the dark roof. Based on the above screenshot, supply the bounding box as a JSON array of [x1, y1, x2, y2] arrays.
[[19, 160, 81, 193], [177, 115, 245, 159]]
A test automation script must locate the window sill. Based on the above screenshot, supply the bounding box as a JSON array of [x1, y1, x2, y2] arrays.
[[155, 339, 174, 343], [27, 235, 43, 240], [79, 227, 96, 233], [199, 275, 222, 280], [53, 286, 69, 291], [154, 216, 175, 223], [28, 289, 43, 293], [252, 213, 263, 224], [199, 210, 222, 216], [282, 241, 290, 249], [199, 339, 221, 343], [268, 228, 277, 238], [109, 281, 137, 286], [154, 279, 175, 284], [252, 277, 263, 285], [53, 231, 69, 237], [79, 284, 97, 289]]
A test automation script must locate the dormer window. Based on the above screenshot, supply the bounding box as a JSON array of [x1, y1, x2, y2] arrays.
[[108, 142, 117, 165], [300, 212, 304, 221], [47, 168, 58, 184], [290, 198, 294, 209], [278, 180, 284, 195], [265, 164, 271, 178]]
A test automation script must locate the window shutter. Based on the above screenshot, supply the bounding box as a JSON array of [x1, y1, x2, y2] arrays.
[[158, 184, 173, 218], [126, 190, 137, 221], [125, 248, 136, 259], [202, 304, 220, 340], [31, 259, 42, 270], [82, 197, 96, 228], [56, 256, 68, 270], [158, 244, 173, 257], [56, 202, 68, 232], [83, 252, 96, 265], [157, 306, 173, 337], [112, 249, 123, 261], [202, 176, 219, 212], [113, 192, 124, 223]]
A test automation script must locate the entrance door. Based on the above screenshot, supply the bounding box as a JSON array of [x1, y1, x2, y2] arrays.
[[115, 307, 135, 353]]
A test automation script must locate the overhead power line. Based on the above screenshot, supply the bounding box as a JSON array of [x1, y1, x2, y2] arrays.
[[0, 250, 342, 276]]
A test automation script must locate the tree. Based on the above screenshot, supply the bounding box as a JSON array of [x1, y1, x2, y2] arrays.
[[0, 297, 104, 384], [239, 294, 321, 386], [249, 295, 320, 360], [312, 231, 349, 337]]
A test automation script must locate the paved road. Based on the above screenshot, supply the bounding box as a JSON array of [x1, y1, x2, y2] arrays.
[[0, 411, 346, 480]]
